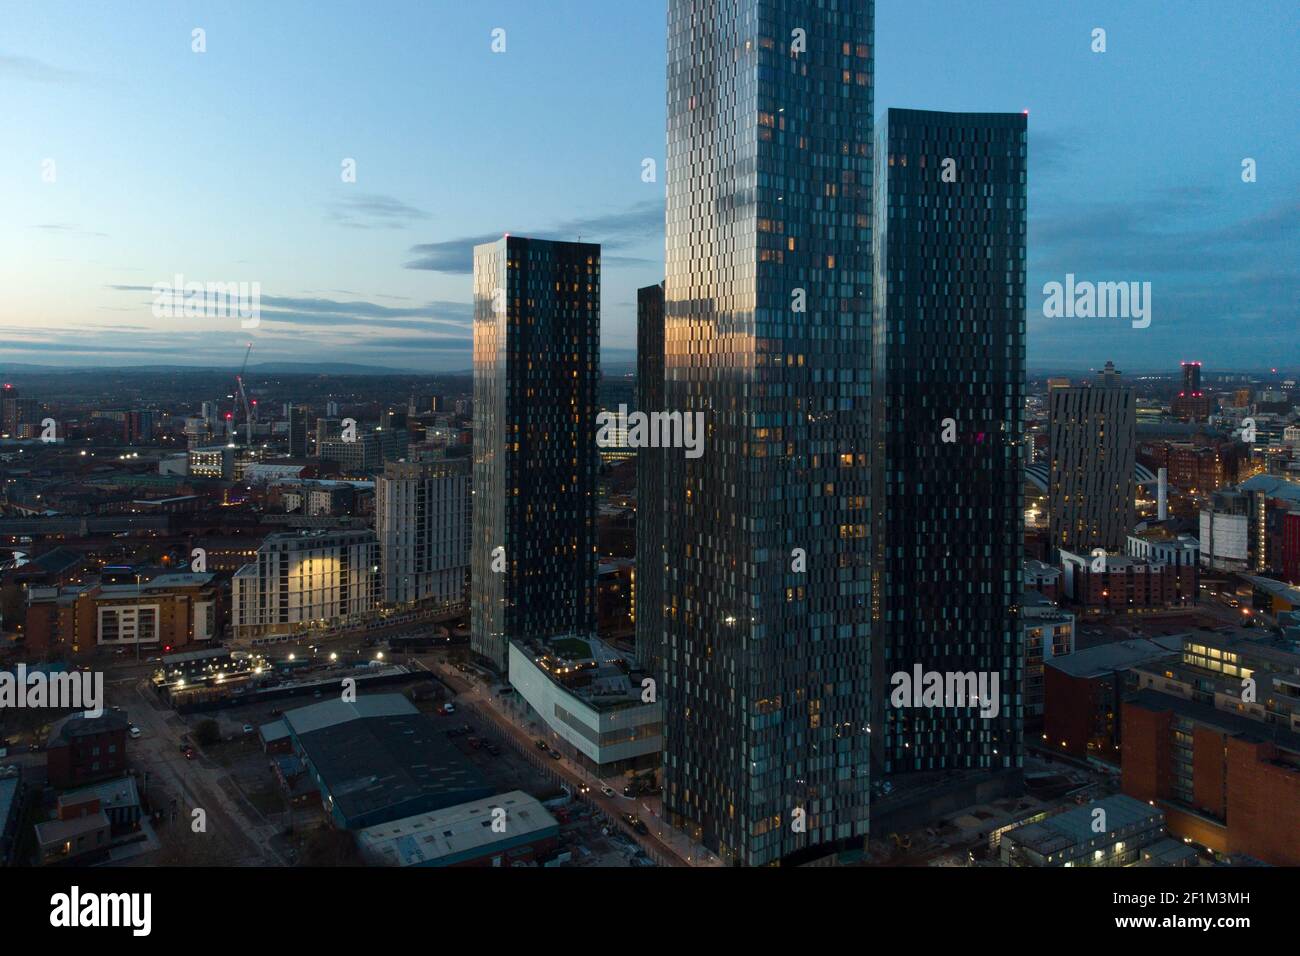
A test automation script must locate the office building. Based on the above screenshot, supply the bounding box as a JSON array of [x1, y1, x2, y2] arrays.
[[659, 0, 874, 866], [24, 572, 222, 657], [872, 108, 1027, 779], [635, 281, 666, 675], [471, 235, 600, 671], [376, 457, 471, 607], [1048, 362, 1136, 555], [317, 427, 408, 474]]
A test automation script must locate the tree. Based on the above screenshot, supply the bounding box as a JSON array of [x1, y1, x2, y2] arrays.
[[193, 719, 221, 747]]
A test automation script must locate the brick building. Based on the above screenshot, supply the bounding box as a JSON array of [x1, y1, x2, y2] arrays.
[[46, 711, 130, 789], [1060, 550, 1197, 613], [24, 572, 222, 658], [1122, 690, 1300, 865]]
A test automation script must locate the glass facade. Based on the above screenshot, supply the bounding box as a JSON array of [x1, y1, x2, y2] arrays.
[[471, 236, 601, 670], [871, 108, 1027, 775], [636, 282, 666, 676], [662, 0, 874, 866]]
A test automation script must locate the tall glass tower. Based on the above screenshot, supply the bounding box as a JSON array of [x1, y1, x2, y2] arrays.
[[471, 236, 601, 671], [662, 0, 874, 866], [635, 282, 666, 677], [871, 108, 1027, 778]]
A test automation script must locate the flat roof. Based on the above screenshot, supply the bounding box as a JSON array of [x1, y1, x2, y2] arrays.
[[356, 790, 558, 867], [35, 810, 109, 847], [1005, 794, 1160, 855], [1047, 638, 1179, 679], [1127, 687, 1300, 753], [58, 775, 140, 812], [288, 696, 491, 824], [283, 694, 417, 736]]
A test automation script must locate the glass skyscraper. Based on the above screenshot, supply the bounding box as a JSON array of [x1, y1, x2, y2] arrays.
[[661, 0, 874, 866], [636, 281, 666, 677], [471, 236, 601, 671], [871, 108, 1027, 778]]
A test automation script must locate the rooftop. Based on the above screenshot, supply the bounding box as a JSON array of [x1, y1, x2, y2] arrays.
[[286, 694, 491, 824], [1004, 794, 1161, 855], [1047, 637, 1180, 679], [356, 790, 558, 867]]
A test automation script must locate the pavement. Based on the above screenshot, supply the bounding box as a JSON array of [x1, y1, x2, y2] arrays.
[[423, 657, 724, 867]]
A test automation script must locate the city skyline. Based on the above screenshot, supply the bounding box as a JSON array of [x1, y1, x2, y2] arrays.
[[2, 0, 1295, 374]]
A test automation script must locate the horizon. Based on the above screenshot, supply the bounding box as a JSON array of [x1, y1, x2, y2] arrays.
[[2, 0, 1295, 374]]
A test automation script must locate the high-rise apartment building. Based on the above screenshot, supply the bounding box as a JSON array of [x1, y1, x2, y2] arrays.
[[1, 385, 38, 438], [871, 108, 1027, 778], [1048, 362, 1136, 555], [376, 457, 471, 607], [470, 235, 600, 671], [288, 405, 309, 458], [635, 282, 665, 676], [660, 0, 874, 866]]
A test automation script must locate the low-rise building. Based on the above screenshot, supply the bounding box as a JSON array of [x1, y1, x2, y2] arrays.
[[356, 790, 560, 867], [25, 572, 221, 657], [999, 794, 1166, 867], [46, 711, 130, 789], [1043, 637, 1181, 764], [261, 694, 492, 830], [1060, 549, 1197, 612], [508, 635, 661, 775]]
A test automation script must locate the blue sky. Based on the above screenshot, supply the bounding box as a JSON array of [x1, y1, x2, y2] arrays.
[[1, 0, 1295, 373]]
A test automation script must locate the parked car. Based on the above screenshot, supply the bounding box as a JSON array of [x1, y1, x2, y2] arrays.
[[242, 724, 255, 735], [600, 786, 616, 798], [548, 749, 562, 760], [129, 726, 142, 739]]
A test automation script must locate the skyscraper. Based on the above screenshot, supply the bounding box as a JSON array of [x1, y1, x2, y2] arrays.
[[288, 405, 309, 458], [871, 108, 1027, 780], [1049, 361, 1136, 555], [635, 282, 665, 676], [471, 236, 601, 672], [1171, 360, 1210, 421], [376, 457, 471, 607], [661, 0, 874, 866]]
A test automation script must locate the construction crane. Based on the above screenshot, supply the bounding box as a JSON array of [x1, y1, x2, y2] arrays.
[[235, 342, 254, 447]]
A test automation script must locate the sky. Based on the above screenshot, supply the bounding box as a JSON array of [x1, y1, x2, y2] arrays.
[[1, 0, 1296, 374]]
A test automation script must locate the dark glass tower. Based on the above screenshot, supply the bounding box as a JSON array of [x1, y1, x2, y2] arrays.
[[471, 236, 601, 671], [662, 0, 874, 866], [871, 108, 1027, 779], [635, 282, 666, 676]]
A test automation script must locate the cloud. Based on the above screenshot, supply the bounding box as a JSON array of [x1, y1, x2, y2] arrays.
[[0, 53, 86, 85], [325, 193, 429, 229], [32, 223, 109, 238], [404, 199, 665, 274], [103, 286, 473, 334]]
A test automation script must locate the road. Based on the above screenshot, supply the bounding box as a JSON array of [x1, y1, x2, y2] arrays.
[[421, 659, 701, 867], [107, 674, 287, 866]]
